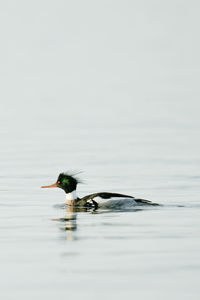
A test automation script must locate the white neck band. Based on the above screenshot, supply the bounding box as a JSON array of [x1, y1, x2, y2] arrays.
[[66, 190, 77, 201]]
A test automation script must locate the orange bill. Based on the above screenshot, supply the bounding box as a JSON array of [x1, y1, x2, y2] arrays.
[[41, 183, 58, 188]]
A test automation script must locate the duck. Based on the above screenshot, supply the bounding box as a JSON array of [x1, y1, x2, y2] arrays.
[[41, 172, 158, 209]]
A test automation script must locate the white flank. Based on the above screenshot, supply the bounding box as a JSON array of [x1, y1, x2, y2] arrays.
[[92, 196, 137, 209], [93, 196, 136, 203]]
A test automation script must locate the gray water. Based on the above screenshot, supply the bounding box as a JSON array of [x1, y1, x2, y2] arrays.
[[1, 1, 200, 299]]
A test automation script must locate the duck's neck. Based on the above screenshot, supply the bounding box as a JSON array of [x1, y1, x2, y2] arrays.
[[65, 190, 78, 206]]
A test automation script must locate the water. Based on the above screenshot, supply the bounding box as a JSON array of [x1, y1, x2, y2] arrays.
[[1, 1, 200, 299]]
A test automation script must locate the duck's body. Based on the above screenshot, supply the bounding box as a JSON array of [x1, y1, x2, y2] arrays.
[[74, 192, 157, 208], [41, 173, 158, 209]]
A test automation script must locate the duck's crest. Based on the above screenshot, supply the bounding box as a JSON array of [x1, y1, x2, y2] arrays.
[[58, 171, 82, 184]]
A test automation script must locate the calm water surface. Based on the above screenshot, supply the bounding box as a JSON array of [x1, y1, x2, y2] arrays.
[[1, 1, 200, 299], [0, 103, 200, 300]]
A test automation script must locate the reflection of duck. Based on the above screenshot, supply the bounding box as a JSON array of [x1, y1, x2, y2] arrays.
[[42, 173, 159, 208], [52, 206, 88, 232], [52, 206, 92, 241]]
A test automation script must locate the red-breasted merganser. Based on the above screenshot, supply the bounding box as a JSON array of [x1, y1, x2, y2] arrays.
[[41, 173, 158, 208]]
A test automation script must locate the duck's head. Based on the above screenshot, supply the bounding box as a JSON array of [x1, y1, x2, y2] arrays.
[[41, 173, 79, 193]]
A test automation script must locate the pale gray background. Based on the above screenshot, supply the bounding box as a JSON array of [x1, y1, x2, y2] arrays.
[[0, 1, 200, 299]]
